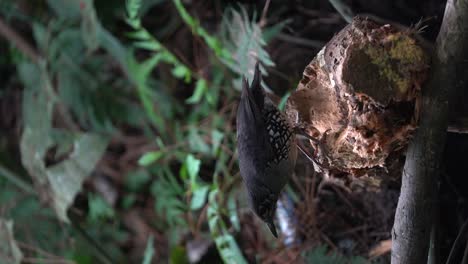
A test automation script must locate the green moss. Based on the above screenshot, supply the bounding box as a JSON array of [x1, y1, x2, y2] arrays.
[[389, 35, 426, 64], [364, 33, 427, 96]]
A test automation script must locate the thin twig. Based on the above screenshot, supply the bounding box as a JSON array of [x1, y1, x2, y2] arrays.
[[462, 241, 468, 264], [328, 0, 354, 23], [0, 164, 35, 195], [259, 0, 271, 28], [17, 241, 66, 260], [0, 17, 40, 62], [70, 219, 115, 264], [447, 126, 468, 134], [447, 117, 468, 134], [276, 33, 325, 49], [21, 258, 74, 264], [446, 216, 468, 264]]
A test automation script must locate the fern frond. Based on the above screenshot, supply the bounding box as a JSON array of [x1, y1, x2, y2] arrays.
[[172, 0, 231, 61], [125, 0, 142, 22], [219, 6, 276, 90], [151, 167, 188, 227], [125, 0, 193, 81], [124, 0, 198, 131], [207, 189, 248, 264]]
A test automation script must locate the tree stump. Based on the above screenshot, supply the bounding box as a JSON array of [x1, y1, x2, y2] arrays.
[[287, 16, 430, 176]]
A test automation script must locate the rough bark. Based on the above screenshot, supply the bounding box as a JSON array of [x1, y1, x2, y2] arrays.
[[391, 0, 468, 263]]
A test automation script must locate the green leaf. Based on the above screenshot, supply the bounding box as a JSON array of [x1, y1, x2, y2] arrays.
[[126, 29, 152, 41], [278, 91, 291, 111], [188, 128, 210, 154], [32, 23, 48, 53], [211, 130, 224, 156], [70, 253, 93, 264], [0, 219, 23, 264], [185, 154, 201, 187], [19, 63, 109, 222], [151, 168, 187, 227], [133, 40, 162, 51], [171, 65, 189, 79], [98, 26, 133, 76], [140, 54, 162, 78], [125, 169, 151, 191], [46, 134, 109, 222], [262, 19, 291, 42], [88, 193, 115, 222], [138, 151, 163, 166], [80, 0, 99, 53], [124, 0, 197, 132], [169, 245, 189, 264], [141, 90, 165, 130], [19, 62, 54, 188], [126, 0, 142, 20], [122, 194, 137, 209], [185, 79, 207, 104], [46, 0, 81, 20], [142, 235, 155, 264], [190, 185, 209, 210], [227, 194, 240, 231], [207, 190, 247, 264], [303, 246, 368, 264], [173, 0, 231, 61]]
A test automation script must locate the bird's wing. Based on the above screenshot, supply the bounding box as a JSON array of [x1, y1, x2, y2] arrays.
[[237, 73, 274, 184], [251, 62, 264, 109]]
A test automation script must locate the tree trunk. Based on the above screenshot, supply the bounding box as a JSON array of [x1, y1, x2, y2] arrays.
[[391, 0, 468, 263]]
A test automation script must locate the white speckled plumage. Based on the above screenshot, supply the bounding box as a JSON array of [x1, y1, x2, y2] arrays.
[[236, 63, 297, 238]]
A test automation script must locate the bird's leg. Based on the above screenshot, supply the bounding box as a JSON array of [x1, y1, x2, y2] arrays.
[[293, 126, 331, 170], [296, 142, 324, 171], [317, 170, 352, 194], [293, 126, 320, 143], [293, 127, 352, 194]]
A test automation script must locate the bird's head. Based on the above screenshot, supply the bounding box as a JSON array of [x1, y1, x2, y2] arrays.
[[247, 183, 279, 238]]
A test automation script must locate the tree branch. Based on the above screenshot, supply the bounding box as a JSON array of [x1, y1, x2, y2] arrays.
[[391, 0, 468, 263]]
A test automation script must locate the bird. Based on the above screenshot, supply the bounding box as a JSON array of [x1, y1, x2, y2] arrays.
[[236, 62, 297, 238]]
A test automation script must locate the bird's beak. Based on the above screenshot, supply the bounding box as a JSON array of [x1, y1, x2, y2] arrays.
[[267, 220, 278, 238]]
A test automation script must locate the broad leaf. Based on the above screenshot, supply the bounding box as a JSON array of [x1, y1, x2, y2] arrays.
[[18, 62, 109, 223], [138, 151, 163, 166], [190, 185, 209, 210], [46, 134, 108, 222], [185, 154, 201, 187]]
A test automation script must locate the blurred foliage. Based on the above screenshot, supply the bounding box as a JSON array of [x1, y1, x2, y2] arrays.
[[303, 246, 368, 264], [0, 219, 23, 264], [142, 235, 155, 264], [0, 0, 368, 263]]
